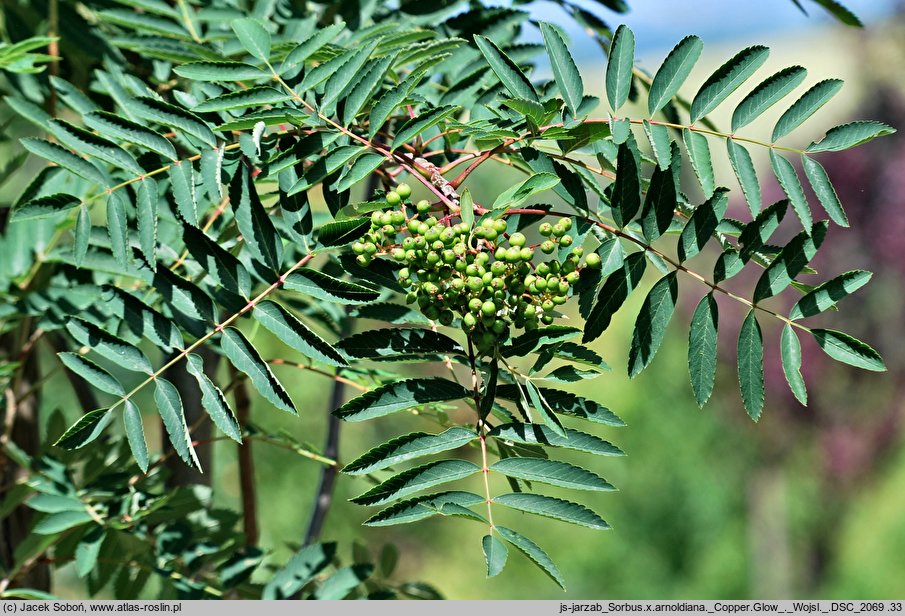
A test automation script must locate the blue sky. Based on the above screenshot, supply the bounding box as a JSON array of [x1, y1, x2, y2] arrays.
[[527, 0, 899, 60]]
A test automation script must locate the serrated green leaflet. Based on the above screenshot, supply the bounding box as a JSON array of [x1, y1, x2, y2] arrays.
[[135, 177, 158, 268], [334, 154, 385, 193], [342, 55, 395, 126], [342, 428, 476, 475], [781, 324, 808, 406], [639, 159, 677, 242], [21, 138, 109, 186], [731, 66, 806, 131], [488, 423, 623, 456], [282, 22, 346, 71], [807, 120, 896, 153], [648, 35, 703, 115], [474, 35, 538, 103], [801, 155, 848, 227], [610, 137, 641, 227], [351, 459, 480, 506], [628, 272, 678, 378], [316, 218, 371, 247], [321, 40, 380, 113], [131, 96, 217, 148], [790, 270, 871, 320], [55, 409, 113, 450], [182, 226, 251, 298], [123, 400, 150, 473], [683, 129, 715, 198], [642, 121, 672, 171], [491, 458, 614, 491], [283, 268, 379, 305], [483, 535, 508, 578], [491, 172, 560, 212], [84, 111, 177, 161], [336, 327, 462, 361], [391, 105, 460, 151], [75, 525, 105, 578], [739, 199, 787, 262], [220, 327, 296, 414], [772, 150, 816, 231], [194, 87, 290, 112], [772, 79, 843, 141], [232, 18, 271, 61], [584, 252, 646, 343], [496, 526, 565, 590], [33, 510, 95, 535], [754, 221, 827, 301], [50, 119, 142, 175], [363, 491, 484, 527], [737, 310, 764, 421], [727, 139, 761, 216], [504, 326, 580, 357], [28, 494, 87, 513], [334, 378, 470, 422], [493, 493, 609, 530], [154, 378, 200, 468], [691, 45, 769, 123], [540, 22, 582, 116], [253, 300, 347, 367], [106, 192, 128, 268], [66, 319, 152, 374], [811, 329, 886, 372], [57, 353, 124, 396], [606, 25, 634, 111], [688, 294, 718, 408], [230, 166, 282, 271], [185, 353, 242, 443], [524, 379, 565, 437], [678, 188, 729, 263], [174, 61, 270, 82], [11, 193, 80, 221], [497, 384, 623, 426]]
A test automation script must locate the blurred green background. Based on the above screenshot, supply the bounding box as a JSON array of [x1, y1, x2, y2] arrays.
[[5, 0, 905, 600]]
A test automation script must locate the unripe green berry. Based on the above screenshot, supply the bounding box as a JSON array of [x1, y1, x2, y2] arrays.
[[356, 254, 371, 266], [493, 219, 508, 233], [519, 247, 534, 261], [491, 261, 507, 276], [552, 294, 567, 305], [391, 211, 406, 226], [364, 242, 378, 255], [481, 301, 497, 316], [560, 234, 573, 247], [585, 253, 602, 269], [396, 183, 412, 200], [539, 222, 553, 236], [392, 248, 406, 261], [467, 277, 484, 292], [505, 247, 521, 263], [541, 299, 555, 313], [439, 310, 454, 326], [352, 242, 366, 255], [541, 314, 554, 325], [509, 232, 526, 247], [537, 263, 551, 276], [463, 313, 477, 328], [561, 218, 573, 231], [469, 297, 484, 312], [535, 278, 548, 291], [416, 199, 431, 214], [566, 271, 580, 284], [386, 191, 401, 206], [551, 223, 566, 238], [540, 241, 555, 254]]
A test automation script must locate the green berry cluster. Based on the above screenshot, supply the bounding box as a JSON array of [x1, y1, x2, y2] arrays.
[[351, 184, 602, 354]]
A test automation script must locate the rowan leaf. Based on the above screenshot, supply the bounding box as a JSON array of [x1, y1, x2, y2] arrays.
[[688, 294, 718, 408], [780, 324, 808, 406], [351, 460, 480, 506], [606, 25, 634, 111], [691, 46, 769, 123], [628, 272, 678, 378], [493, 493, 609, 530], [811, 329, 885, 372], [737, 310, 765, 421], [648, 35, 703, 115], [220, 327, 296, 414], [334, 378, 470, 422], [342, 428, 476, 475]]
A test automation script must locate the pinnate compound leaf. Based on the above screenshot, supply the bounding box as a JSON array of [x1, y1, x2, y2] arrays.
[[648, 35, 703, 115], [11, 193, 80, 221], [540, 22, 583, 116], [606, 25, 634, 111], [754, 221, 827, 302], [806, 120, 896, 153], [731, 66, 807, 131], [342, 428, 476, 475], [811, 329, 885, 372], [123, 400, 150, 473], [772, 79, 843, 141], [351, 460, 480, 506], [66, 319, 152, 374], [801, 155, 848, 227], [688, 294, 719, 408], [185, 353, 241, 443], [335, 378, 470, 422], [57, 353, 124, 396], [691, 45, 769, 123], [483, 535, 508, 578], [489, 423, 623, 457], [781, 324, 808, 406], [584, 252, 646, 343], [628, 272, 678, 378], [493, 493, 609, 530], [496, 526, 564, 590], [221, 327, 296, 414], [474, 35, 538, 103], [337, 328, 462, 361], [254, 300, 347, 368], [363, 491, 484, 527], [737, 310, 764, 421], [678, 188, 729, 263], [283, 268, 379, 305], [490, 458, 614, 492], [154, 378, 200, 468], [55, 409, 113, 450]]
